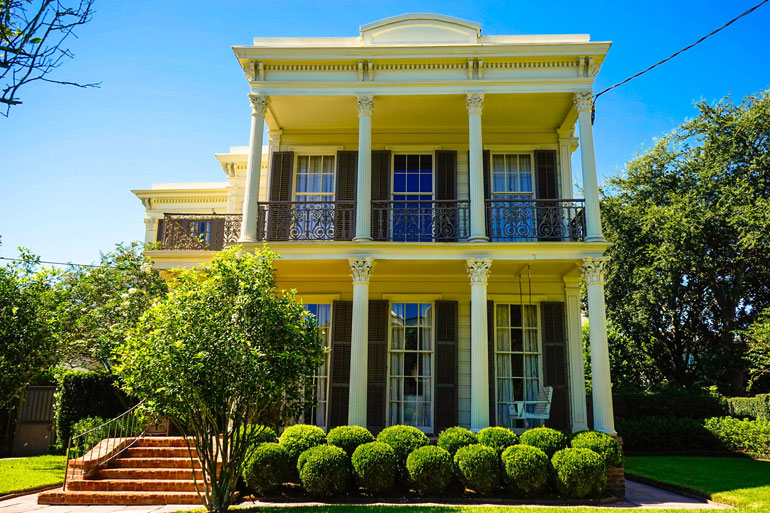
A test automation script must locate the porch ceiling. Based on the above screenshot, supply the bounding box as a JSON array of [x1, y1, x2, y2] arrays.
[[265, 93, 574, 133]]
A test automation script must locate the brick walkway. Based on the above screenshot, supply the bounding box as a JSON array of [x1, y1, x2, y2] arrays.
[[0, 481, 731, 512]]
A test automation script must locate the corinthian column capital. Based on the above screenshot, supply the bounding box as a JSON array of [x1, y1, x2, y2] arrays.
[[248, 94, 270, 116], [466, 92, 485, 115], [466, 258, 492, 284], [573, 92, 593, 113], [356, 95, 374, 116], [349, 257, 375, 283], [583, 256, 609, 285]]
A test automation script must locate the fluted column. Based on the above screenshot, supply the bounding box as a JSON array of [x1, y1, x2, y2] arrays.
[[564, 277, 589, 432], [574, 93, 604, 242], [584, 256, 616, 435], [466, 93, 488, 242], [467, 258, 492, 431], [239, 94, 269, 242], [348, 257, 375, 426], [354, 95, 374, 241]]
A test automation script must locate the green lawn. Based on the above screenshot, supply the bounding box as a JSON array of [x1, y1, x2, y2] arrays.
[[625, 455, 770, 510], [230, 507, 705, 513], [0, 455, 66, 495]]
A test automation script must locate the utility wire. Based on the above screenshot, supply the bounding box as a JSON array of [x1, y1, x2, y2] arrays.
[[593, 0, 769, 108], [0, 256, 104, 268]]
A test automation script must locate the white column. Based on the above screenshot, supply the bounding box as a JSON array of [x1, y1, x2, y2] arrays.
[[583, 256, 616, 435], [564, 277, 589, 432], [574, 93, 604, 242], [354, 95, 374, 241], [466, 93, 488, 242], [467, 258, 492, 431], [143, 218, 157, 244], [348, 257, 375, 426], [239, 94, 269, 242]]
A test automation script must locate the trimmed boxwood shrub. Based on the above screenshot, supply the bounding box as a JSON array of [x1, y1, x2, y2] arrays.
[[242, 442, 289, 495], [351, 441, 397, 494], [279, 424, 326, 465], [726, 395, 770, 421], [437, 426, 478, 456], [453, 444, 499, 494], [570, 431, 622, 467], [327, 425, 375, 457], [406, 445, 453, 495], [477, 426, 518, 455], [704, 416, 770, 459], [519, 427, 568, 457], [298, 444, 348, 497], [551, 448, 606, 498], [501, 444, 549, 497], [377, 424, 430, 467], [297, 444, 327, 474]]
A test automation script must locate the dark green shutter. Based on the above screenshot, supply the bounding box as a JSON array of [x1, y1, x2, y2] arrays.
[[155, 219, 165, 243], [209, 218, 226, 251], [434, 301, 458, 433], [329, 300, 352, 429], [335, 151, 357, 240], [542, 302, 570, 432], [371, 150, 391, 240], [435, 151, 458, 242], [534, 150, 560, 241], [267, 151, 294, 240], [367, 300, 388, 434], [487, 300, 496, 427]]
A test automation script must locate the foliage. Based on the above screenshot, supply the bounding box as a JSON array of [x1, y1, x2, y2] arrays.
[[327, 425, 374, 457], [601, 91, 770, 394], [242, 442, 289, 496], [297, 445, 326, 474], [59, 242, 167, 371], [569, 431, 623, 468], [437, 426, 477, 456], [704, 417, 770, 459], [405, 445, 453, 495], [726, 394, 770, 421], [115, 247, 323, 513], [477, 426, 518, 456], [376, 424, 430, 470], [298, 444, 347, 498], [740, 309, 770, 394], [246, 425, 277, 444], [453, 444, 499, 495], [351, 441, 397, 494], [500, 444, 549, 497], [551, 448, 606, 499], [582, 321, 657, 392], [0, 455, 65, 494], [0, 248, 63, 409], [68, 415, 104, 456], [280, 424, 326, 466], [519, 427, 567, 458], [0, 0, 98, 116], [616, 416, 721, 453], [611, 385, 726, 420]]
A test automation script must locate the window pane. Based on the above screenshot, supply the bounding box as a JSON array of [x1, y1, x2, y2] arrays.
[[404, 353, 418, 377], [390, 353, 402, 375], [511, 330, 523, 352], [405, 327, 418, 350], [510, 305, 522, 327], [419, 328, 432, 351], [405, 304, 418, 326], [497, 328, 510, 352], [421, 303, 432, 326], [391, 328, 403, 350], [496, 304, 509, 327]]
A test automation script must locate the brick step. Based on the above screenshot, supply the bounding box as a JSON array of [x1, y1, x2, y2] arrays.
[[98, 468, 204, 480], [38, 490, 201, 505], [110, 457, 201, 469], [124, 447, 197, 458], [134, 437, 192, 448], [67, 479, 203, 492]]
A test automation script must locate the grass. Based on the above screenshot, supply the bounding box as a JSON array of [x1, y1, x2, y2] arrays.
[[0, 455, 66, 495], [625, 455, 770, 510], [227, 507, 705, 513]]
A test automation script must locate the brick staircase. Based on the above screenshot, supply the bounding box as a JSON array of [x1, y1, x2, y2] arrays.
[[39, 437, 208, 505]]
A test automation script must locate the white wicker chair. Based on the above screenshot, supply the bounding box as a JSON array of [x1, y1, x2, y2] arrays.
[[511, 386, 553, 427]]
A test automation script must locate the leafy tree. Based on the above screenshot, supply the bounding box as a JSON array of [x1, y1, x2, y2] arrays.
[[602, 90, 770, 394], [1, 0, 97, 116], [740, 308, 770, 394], [59, 242, 167, 371], [0, 247, 63, 409], [115, 247, 323, 513]]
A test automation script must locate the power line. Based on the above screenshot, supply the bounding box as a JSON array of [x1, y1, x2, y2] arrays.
[[593, 0, 769, 107], [0, 256, 104, 268]]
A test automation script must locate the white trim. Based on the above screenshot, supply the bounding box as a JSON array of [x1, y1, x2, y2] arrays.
[[298, 294, 341, 303], [385, 145, 442, 152], [285, 145, 342, 154], [382, 293, 443, 301]]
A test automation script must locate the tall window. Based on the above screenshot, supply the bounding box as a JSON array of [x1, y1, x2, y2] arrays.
[[495, 304, 541, 430], [392, 154, 433, 241], [389, 302, 433, 431], [294, 155, 335, 239], [304, 303, 331, 430], [490, 154, 534, 241]]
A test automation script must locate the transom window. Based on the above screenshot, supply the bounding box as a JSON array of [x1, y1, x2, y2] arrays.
[[495, 304, 541, 430], [304, 303, 331, 431], [491, 154, 533, 199], [295, 155, 335, 202], [389, 302, 433, 431]]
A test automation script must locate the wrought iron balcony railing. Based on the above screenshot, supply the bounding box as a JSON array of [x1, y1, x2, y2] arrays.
[[371, 200, 470, 242], [161, 213, 241, 251], [256, 201, 356, 241], [485, 199, 586, 242]]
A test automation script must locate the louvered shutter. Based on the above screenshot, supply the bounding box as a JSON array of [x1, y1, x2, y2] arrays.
[[335, 151, 357, 240], [435, 151, 458, 242], [487, 299, 496, 426], [371, 150, 391, 240], [209, 218, 226, 251], [542, 302, 570, 432], [534, 150, 561, 241], [367, 300, 388, 433], [329, 300, 352, 429], [434, 301, 458, 433], [267, 151, 294, 241], [155, 219, 165, 243]]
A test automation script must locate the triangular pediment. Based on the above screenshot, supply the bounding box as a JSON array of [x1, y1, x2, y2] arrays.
[[360, 13, 481, 45]]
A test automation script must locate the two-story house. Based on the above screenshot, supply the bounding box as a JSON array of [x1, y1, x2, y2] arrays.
[[133, 13, 616, 437]]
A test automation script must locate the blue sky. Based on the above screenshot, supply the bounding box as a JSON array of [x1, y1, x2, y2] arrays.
[[1, 0, 769, 265]]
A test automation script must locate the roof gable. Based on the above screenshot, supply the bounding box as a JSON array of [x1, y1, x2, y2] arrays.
[[360, 13, 481, 45]]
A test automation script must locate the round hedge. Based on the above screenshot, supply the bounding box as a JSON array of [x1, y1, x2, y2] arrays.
[[376, 425, 430, 466], [327, 425, 375, 457], [437, 426, 478, 456], [453, 444, 499, 494], [519, 427, 568, 458], [242, 442, 288, 496], [297, 445, 327, 474], [406, 445, 453, 495], [279, 424, 326, 464], [298, 444, 348, 497], [501, 444, 549, 497], [477, 426, 518, 455], [551, 448, 607, 498], [351, 441, 397, 494], [570, 431, 623, 467]]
